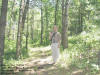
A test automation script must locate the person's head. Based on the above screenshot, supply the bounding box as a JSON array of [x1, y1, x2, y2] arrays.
[[53, 25, 58, 32]]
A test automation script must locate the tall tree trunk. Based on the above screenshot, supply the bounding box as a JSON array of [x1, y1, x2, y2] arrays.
[[16, 0, 24, 59], [61, 0, 70, 49], [61, 0, 65, 48], [45, 5, 48, 44], [40, 0, 44, 44], [31, 11, 34, 41], [98, 50, 100, 66], [22, 0, 30, 30], [8, 0, 15, 40], [79, 2, 83, 33], [80, 13, 83, 32], [16, 0, 29, 59], [0, 0, 8, 71], [26, 15, 29, 50], [55, 0, 59, 25], [79, 7, 83, 32]]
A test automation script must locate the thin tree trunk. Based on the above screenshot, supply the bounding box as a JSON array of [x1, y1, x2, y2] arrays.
[[61, 0, 65, 48], [8, 0, 15, 39], [45, 5, 48, 44], [26, 16, 29, 50], [40, 0, 44, 44], [80, 13, 83, 32], [25, 0, 30, 50], [62, 0, 65, 29], [79, 3, 83, 33], [22, 0, 30, 30], [55, 0, 59, 25], [78, 6, 81, 33], [0, 0, 8, 71], [61, 0, 70, 49], [16, 0, 29, 59], [16, 0, 24, 59], [31, 11, 34, 41]]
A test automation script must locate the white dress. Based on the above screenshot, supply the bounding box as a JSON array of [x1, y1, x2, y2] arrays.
[[51, 43, 60, 63], [50, 32, 61, 63]]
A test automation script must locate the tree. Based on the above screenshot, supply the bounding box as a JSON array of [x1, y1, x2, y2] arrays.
[[16, 0, 29, 59], [45, 4, 49, 44], [31, 10, 34, 41], [7, 0, 15, 40], [26, 15, 29, 50], [22, 0, 30, 29], [0, 0, 8, 70], [40, 0, 44, 44], [78, 2, 84, 33], [98, 50, 100, 66], [61, 0, 70, 49], [55, 0, 59, 25]]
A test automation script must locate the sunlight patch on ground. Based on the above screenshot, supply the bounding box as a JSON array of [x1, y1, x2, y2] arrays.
[[72, 70, 83, 75], [14, 46, 72, 75], [58, 53, 71, 68]]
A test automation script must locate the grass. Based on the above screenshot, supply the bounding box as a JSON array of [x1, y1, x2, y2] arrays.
[[57, 28, 100, 75]]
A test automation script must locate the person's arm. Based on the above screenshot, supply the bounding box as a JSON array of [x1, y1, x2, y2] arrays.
[[49, 32, 52, 40], [58, 40, 61, 48]]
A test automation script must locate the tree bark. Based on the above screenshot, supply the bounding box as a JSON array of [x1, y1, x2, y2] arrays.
[[26, 15, 29, 50], [40, 0, 44, 44], [31, 11, 34, 41], [0, 0, 8, 71], [7, 0, 15, 40], [45, 5, 48, 44], [79, 3, 83, 33], [22, 0, 30, 30], [98, 50, 100, 66], [16, 0, 29, 59], [61, 0, 70, 49], [79, 8, 83, 32], [55, 0, 59, 25]]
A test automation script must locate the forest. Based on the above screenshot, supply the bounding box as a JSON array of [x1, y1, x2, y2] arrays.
[[0, 0, 100, 75]]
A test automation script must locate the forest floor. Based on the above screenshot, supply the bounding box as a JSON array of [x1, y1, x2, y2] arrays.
[[7, 46, 100, 75]]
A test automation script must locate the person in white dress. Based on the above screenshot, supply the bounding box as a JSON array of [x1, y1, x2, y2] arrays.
[[49, 25, 61, 64]]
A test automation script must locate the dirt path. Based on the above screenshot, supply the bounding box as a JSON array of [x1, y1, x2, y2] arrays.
[[13, 46, 68, 75], [7, 46, 99, 75]]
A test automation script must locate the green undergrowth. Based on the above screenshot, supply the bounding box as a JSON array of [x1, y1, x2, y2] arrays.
[[58, 28, 100, 75]]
